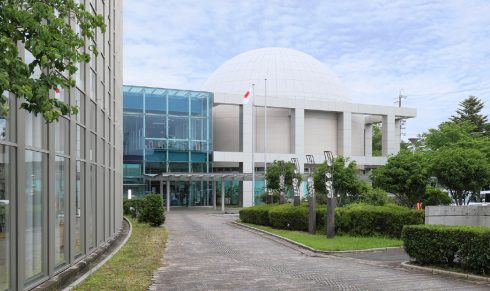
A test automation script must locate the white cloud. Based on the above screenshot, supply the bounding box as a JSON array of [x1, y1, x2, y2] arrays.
[[123, 0, 490, 137]]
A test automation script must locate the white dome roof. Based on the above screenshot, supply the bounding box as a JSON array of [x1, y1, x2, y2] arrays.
[[203, 47, 350, 102]]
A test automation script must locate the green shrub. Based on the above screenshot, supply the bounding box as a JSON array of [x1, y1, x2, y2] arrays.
[[360, 187, 388, 206], [123, 199, 144, 218], [259, 191, 281, 204], [423, 187, 452, 206], [269, 203, 309, 231], [402, 224, 490, 274], [138, 193, 165, 227], [336, 203, 424, 238], [239, 204, 275, 226]]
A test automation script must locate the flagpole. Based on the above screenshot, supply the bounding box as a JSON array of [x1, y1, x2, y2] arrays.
[[252, 83, 256, 206], [264, 78, 268, 193]]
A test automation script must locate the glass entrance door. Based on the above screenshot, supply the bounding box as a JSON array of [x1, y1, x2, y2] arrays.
[[170, 181, 189, 206]]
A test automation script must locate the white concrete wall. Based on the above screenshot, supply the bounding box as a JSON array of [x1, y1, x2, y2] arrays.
[[213, 104, 240, 152], [304, 110, 337, 155], [426, 206, 490, 227], [351, 114, 365, 156], [255, 107, 291, 154]]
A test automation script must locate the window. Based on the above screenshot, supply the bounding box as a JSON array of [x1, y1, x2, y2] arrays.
[[25, 150, 46, 282], [0, 94, 16, 142], [74, 161, 84, 256], [55, 157, 69, 267], [76, 125, 85, 160], [25, 112, 46, 150], [0, 145, 13, 290], [168, 116, 188, 140], [145, 115, 166, 138], [55, 117, 70, 154], [168, 94, 188, 116]]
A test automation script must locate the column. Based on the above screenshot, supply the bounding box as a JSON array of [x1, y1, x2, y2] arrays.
[[166, 180, 170, 212], [221, 178, 225, 212], [382, 114, 396, 156], [160, 181, 164, 208], [213, 180, 217, 210], [394, 119, 402, 153], [293, 107, 306, 197], [364, 123, 373, 157], [337, 112, 352, 156]]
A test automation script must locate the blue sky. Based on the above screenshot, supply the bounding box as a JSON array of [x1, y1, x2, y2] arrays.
[[123, 0, 490, 138]]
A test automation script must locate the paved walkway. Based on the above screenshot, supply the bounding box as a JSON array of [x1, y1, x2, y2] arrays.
[[151, 209, 490, 290]]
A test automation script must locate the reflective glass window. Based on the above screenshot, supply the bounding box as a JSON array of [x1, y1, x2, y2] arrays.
[[168, 116, 188, 139], [90, 133, 96, 162], [191, 163, 206, 173], [0, 94, 15, 143], [145, 162, 166, 174], [74, 89, 85, 124], [25, 112, 46, 149], [168, 140, 188, 152], [55, 157, 69, 266], [55, 117, 70, 154], [168, 151, 189, 162], [87, 164, 96, 249], [145, 147, 166, 162], [89, 101, 96, 131], [168, 162, 188, 172], [25, 150, 46, 282], [168, 94, 188, 116], [123, 163, 142, 177], [76, 125, 85, 160], [190, 118, 205, 141], [123, 114, 143, 158], [145, 93, 166, 114], [74, 161, 84, 256], [191, 97, 207, 117], [123, 91, 143, 113], [191, 152, 207, 162], [0, 145, 13, 290], [145, 115, 166, 138]]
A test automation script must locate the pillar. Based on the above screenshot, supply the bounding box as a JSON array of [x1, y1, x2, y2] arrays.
[[364, 123, 373, 157], [337, 112, 352, 156], [382, 114, 396, 156], [213, 180, 217, 210], [394, 119, 402, 153], [221, 178, 225, 212], [166, 179, 170, 212]]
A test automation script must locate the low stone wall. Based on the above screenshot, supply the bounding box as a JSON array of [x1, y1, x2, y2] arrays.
[[425, 206, 490, 227]]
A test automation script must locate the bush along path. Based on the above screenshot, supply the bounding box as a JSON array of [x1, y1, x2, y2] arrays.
[[239, 202, 424, 238], [402, 224, 490, 276]]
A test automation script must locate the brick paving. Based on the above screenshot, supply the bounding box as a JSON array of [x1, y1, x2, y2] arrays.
[[151, 209, 490, 290]]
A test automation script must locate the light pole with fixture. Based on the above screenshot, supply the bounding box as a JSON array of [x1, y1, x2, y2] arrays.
[[324, 151, 335, 238], [306, 154, 316, 234]]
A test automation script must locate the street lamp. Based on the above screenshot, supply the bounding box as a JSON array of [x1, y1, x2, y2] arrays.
[[305, 155, 316, 234], [324, 151, 336, 238], [291, 158, 300, 206], [279, 161, 286, 204]]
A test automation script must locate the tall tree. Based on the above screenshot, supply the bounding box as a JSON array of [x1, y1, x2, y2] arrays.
[[430, 147, 490, 205], [265, 161, 302, 194], [450, 96, 489, 135], [0, 0, 105, 122], [313, 156, 365, 206], [371, 150, 430, 207]]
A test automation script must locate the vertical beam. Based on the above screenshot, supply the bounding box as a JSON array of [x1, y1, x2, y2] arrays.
[[293, 107, 305, 156], [166, 180, 170, 212], [160, 181, 164, 208], [213, 180, 217, 210], [337, 111, 352, 156], [241, 103, 253, 154], [382, 114, 396, 156], [394, 119, 402, 153], [364, 123, 373, 157], [221, 178, 225, 212]]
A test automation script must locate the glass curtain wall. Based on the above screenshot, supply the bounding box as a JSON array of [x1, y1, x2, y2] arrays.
[[123, 86, 213, 205]]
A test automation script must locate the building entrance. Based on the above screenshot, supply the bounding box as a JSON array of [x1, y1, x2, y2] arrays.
[[168, 181, 212, 207]]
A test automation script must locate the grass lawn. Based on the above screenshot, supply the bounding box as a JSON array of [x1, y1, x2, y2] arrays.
[[242, 223, 402, 251], [74, 217, 167, 291]]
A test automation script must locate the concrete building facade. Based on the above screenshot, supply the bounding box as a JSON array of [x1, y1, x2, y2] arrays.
[[123, 47, 415, 209], [205, 48, 416, 206], [0, 1, 123, 290]]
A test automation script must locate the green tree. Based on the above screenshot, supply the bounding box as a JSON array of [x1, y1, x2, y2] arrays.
[[314, 156, 365, 206], [430, 147, 490, 205], [423, 187, 452, 206], [371, 150, 430, 207], [265, 161, 302, 194], [0, 0, 105, 122], [450, 96, 489, 135], [372, 123, 382, 156]]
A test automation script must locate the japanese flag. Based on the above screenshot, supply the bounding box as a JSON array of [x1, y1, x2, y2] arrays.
[[243, 87, 253, 105], [54, 85, 62, 99]]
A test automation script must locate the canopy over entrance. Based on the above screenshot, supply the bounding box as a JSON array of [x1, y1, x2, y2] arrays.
[[143, 173, 265, 212]]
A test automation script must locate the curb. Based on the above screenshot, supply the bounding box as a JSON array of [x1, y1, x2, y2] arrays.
[[63, 217, 133, 290], [400, 261, 490, 283], [232, 221, 403, 255]]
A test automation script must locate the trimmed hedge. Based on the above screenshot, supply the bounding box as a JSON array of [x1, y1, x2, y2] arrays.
[[402, 224, 490, 274], [336, 203, 424, 238], [239, 203, 423, 238], [239, 204, 275, 226]]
